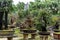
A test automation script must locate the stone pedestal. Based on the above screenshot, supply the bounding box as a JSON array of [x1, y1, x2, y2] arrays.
[[21, 29, 36, 40], [23, 34, 28, 40], [40, 35, 48, 40], [39, 32, 50, 40], [0, 30, 15, 40], [7, 37, 13, 40], [31, 34, 36, 39]]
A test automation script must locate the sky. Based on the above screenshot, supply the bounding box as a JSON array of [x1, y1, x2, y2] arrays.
[[13, 0, 35, 5]]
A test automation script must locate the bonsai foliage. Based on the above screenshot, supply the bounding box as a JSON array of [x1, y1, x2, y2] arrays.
[[51, 15, 60, 30], [49, 2, 58, 14], [36, 9, 51, 31]]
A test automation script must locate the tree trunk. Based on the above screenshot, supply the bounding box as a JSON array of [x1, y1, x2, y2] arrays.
[[0, 12, 4, 30], [5, 11, 8, 29]]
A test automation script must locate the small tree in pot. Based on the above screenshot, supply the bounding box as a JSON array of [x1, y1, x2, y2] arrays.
[[52, 21, 60, 40], [36, 9, 50, 32], [51, 15, 60, 31], [36, 9, 50, 40], [21, 16, 37, 40], [47, 15, 60, 40], [52, 17, 60, 40]]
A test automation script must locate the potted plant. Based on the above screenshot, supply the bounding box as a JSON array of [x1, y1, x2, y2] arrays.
[[0, 30, 14, 36], [36, 9, 50, 40], [53, 21, 60, 40], [0, 30, 15, 40], [50, 15, 60, 40], [20, 16, 37, 40]]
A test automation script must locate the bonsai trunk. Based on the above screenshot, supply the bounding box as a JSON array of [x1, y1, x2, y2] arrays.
[[0, 11, 8, 30], [42, 16, 47, 32], [0, 12, 4, 30], [41, 26, 47, 32], [5, 11, 8, 29], [41, 21, 47, 32], [45, 21, 47, 31], [53, 22, 59, 32]]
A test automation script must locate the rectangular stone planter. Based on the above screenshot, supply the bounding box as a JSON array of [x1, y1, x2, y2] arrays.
[[0, 30, 14, 36], [0, 30, 15, 40]]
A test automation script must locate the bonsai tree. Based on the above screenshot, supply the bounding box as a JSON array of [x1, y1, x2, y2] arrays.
[[50, 15, 60, 31], [24, 16, 35, 29], [36, 9, 51, 32], [41, 16, 47, 31]]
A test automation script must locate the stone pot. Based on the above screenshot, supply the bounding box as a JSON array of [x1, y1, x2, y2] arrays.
[[21, 29, 37, 40], [0, 30, 14, 37], [0, 30, 15, 40], [53, 30, 60, 40], [39, 31, 50, 40], [53, 33, 60, 39], [22, 29, 37, 33], [39, 32, 50, 35]]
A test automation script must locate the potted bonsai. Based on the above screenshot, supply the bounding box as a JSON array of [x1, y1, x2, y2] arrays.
[[0, 29, 15, 40], [50, 15, 60, 40], [20, 16, 37, 40], [0, 0, 15, 40], [53, 21, 60, 40], [36, 9, 50, 40]]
